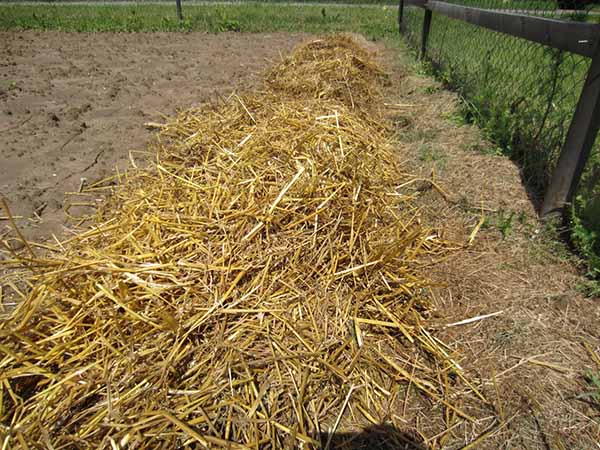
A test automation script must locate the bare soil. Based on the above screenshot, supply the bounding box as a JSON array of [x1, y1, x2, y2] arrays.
[[0, 31, 305, 244], [1, 31, 599, 448]]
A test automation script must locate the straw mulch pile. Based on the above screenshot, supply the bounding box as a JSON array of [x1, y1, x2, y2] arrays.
[[0, 36, 485, 448]]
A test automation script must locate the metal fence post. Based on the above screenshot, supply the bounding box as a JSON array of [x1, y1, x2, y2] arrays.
[[421, 9, 432, 59], [176, 0, 183, 21], [399, 0, 405, 33], [541, 43, 600, 216]]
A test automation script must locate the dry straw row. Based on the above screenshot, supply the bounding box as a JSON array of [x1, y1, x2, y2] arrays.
[[0, 35, 486, 448]]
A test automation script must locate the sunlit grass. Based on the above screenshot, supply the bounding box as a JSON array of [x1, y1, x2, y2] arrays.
[[0, 3, 398, 36]]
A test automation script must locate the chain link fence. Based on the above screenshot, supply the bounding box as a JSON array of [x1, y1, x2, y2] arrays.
[[402, 1, 600, 272]]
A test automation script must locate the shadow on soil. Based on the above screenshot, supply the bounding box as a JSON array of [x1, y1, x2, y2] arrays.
[[318, 424, 427, 449]]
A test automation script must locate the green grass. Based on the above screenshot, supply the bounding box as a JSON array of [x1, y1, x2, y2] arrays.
[[0, 3, 398, 35], [403, 5, 600, 277], [424, 0, 598, 13], [2, 0, 397, 3], [578, 370, 600, 410]]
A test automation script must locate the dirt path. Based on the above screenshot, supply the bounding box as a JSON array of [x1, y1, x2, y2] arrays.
[[0, 31, 305, 244]]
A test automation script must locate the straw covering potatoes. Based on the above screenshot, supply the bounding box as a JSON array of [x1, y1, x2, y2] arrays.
[[0, 35, 483, 448]]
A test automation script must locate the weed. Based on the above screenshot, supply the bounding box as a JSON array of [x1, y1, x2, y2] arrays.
[[482, 209, 519, 239], [218, 19, 241, 32], [481, 216, 491, 230], [576, 279, 600, 297], [497, 262, 518, 270], [418, 143, 446, 167], [571, 196, 600, 280], [497, 210, 515, 239], [531, 216, 578, 264], [472, 142, 504, 157], [423, 85, 440, 94], [578, 371, 600, 410], [446, 110, 468, 126]]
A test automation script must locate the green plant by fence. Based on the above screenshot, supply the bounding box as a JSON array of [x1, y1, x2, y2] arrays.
[[400, 0, 600, 277]]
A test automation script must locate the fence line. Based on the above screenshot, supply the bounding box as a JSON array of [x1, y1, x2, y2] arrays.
[[399, 0, 600, 217]]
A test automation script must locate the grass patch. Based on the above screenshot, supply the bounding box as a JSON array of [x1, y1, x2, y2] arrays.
[[480, 208, 520, 240], [579, 371, 600, 410], [418, 143, 447, 167], [0, 3, 398, 37], [2, 0, 397, 3], [402, 4, 600, 279]]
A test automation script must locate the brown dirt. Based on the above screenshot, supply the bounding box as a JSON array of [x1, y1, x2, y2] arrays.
[[1, 31, 599, 448], [0, 31, 305, 245]]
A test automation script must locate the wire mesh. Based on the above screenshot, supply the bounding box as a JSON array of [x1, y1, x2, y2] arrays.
[[403, 0, 600, 265]]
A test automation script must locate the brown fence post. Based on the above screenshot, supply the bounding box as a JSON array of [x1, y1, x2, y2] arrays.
[[399, 0, 405, 33], [421, 8, 432, 59], [541, 43, 600, 216], [176, 0, 183, 21]]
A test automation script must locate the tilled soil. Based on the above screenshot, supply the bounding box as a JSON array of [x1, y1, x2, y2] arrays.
[[0, 31, 305, 243]]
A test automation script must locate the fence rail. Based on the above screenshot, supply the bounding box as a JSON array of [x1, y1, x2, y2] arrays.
[[399, 0, 600, 217]]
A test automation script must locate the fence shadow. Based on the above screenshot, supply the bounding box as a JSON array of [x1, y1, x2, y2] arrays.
[[317, 423, 427, 450]]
